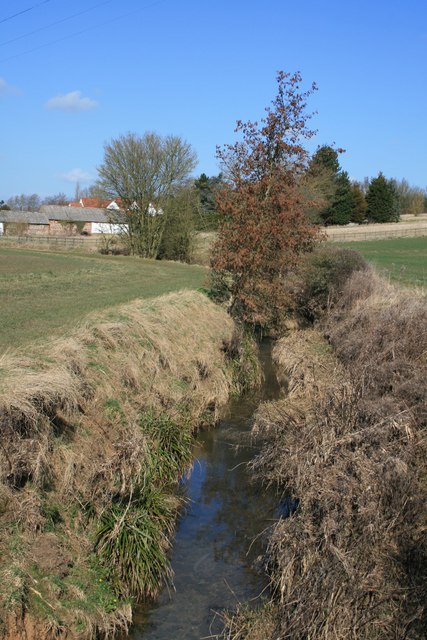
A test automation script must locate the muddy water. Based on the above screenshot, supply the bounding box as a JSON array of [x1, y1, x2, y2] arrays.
[[127, 341, 281, 639]]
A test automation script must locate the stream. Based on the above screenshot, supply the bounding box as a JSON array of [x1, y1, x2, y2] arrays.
[[126, 340, 282, 639]]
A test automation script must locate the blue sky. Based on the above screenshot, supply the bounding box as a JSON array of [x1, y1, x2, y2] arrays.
[[1, 0, 426, 199]]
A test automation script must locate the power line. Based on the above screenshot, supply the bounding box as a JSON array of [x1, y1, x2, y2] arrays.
[[0, 1, 52, 25], [0, 0, 114, 48], [0, 0, 167, 63]]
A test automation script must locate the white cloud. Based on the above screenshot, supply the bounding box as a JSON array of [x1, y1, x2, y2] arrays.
[[45, 90, 98, 113], [0, 77, 21, 96], [61, 168, 93, 183]]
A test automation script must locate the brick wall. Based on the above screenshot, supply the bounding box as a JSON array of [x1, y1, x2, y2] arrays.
[[4, 223, 49, 236], [49, 220, 92, 235]]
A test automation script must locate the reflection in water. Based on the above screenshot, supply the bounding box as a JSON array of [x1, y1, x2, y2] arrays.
[[127, 341, 281, 639]]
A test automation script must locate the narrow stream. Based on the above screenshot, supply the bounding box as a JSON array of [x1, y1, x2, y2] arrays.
[[126, 341, 281, 639]]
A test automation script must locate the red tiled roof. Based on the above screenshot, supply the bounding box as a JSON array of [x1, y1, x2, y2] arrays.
[[67, 197, 124, 209], [80, 197, 107, 208]]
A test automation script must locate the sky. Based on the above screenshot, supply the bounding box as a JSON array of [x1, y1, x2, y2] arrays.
[[0, 0, 426, 199]]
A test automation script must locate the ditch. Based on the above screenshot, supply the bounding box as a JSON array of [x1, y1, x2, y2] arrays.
[[125, 340, 282, 639]]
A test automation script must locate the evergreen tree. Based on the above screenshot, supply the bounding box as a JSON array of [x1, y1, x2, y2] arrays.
[[307, 145, 341, 224], [308, 146, 356, 225], [367, 173, 400, 222], [351, 182, 367, 223], [309, 145, 341, 176], [327, 171, 355, 225]]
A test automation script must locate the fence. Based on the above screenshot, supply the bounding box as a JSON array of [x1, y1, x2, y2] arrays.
[[1, 225, 427, 250], [0, 235, 100, 251], [327, 225, 427, 243]]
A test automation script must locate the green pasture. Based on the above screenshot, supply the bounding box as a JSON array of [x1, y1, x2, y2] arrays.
[[338, 236, 427, 289], [0, 248, 207, 352]]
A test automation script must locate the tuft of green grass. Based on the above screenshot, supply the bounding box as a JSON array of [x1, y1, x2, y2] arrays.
[[140, 411, 193, 484], [95, 489, 178, 600], [104, 398, 125, 422]]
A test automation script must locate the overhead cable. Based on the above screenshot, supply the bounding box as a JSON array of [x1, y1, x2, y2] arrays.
[[0, 1, 52, 25], [0, 0, 167, 63], [0, 0, 114, 48]]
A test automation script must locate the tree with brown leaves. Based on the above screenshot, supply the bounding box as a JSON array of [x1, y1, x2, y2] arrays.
[[211, 71, 323, 333]]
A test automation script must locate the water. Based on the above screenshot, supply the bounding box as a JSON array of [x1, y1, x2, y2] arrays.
[[126, 341, 281, 639]]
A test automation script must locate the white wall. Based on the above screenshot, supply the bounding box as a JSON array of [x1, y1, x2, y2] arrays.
[[92, 223, 126, 235]]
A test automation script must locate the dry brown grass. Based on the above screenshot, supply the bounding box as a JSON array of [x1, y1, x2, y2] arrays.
[[191, 231, 217, 266], [325, 270, 427, 426], [226, 271, 427, 639], [0, 290, 238, 638]]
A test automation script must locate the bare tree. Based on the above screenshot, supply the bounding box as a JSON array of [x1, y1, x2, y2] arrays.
[[42, 192, 69, 206], [97, 131, 197, 257], [7, 193, 41, 211], [74, 181, 81, 201]]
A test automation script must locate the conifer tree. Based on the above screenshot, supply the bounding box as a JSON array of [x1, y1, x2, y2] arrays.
[[309, 145, 340, 176], [328, 171, 355, 225], [367, 173, 400, 222], [307, 145, 354, 225]]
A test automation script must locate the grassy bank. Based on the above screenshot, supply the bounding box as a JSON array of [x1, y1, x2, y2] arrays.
[[0, 290, 258, 639], [222, 260, 427, 639], [0, 247, 207, 352], [338, 236, 427, 288]]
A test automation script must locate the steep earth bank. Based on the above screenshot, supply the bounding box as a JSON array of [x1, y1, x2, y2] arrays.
[[223, 269, 427, 639], [0, 291, 258, 639]]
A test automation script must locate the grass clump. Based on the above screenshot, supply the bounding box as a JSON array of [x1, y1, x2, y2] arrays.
[[222, 329, 261, 396], [95, 411, 192, 601], [140, 411, 193, 484], [219, 600, 277, 640], [96, 489, 179, 600]]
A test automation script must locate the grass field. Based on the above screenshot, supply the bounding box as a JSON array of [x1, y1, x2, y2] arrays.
[[338, 236, 427, 288], [0, 248, 207, 352]]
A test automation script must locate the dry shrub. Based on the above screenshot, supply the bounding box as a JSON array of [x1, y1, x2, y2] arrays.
[[286, 245, 369, 324], [246, 267, 427, 640]]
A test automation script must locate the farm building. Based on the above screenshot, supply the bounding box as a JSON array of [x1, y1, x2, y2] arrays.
[[39, 205, 125, 235], [0, 210, 49, 236], [0, 207, 126, 236]]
